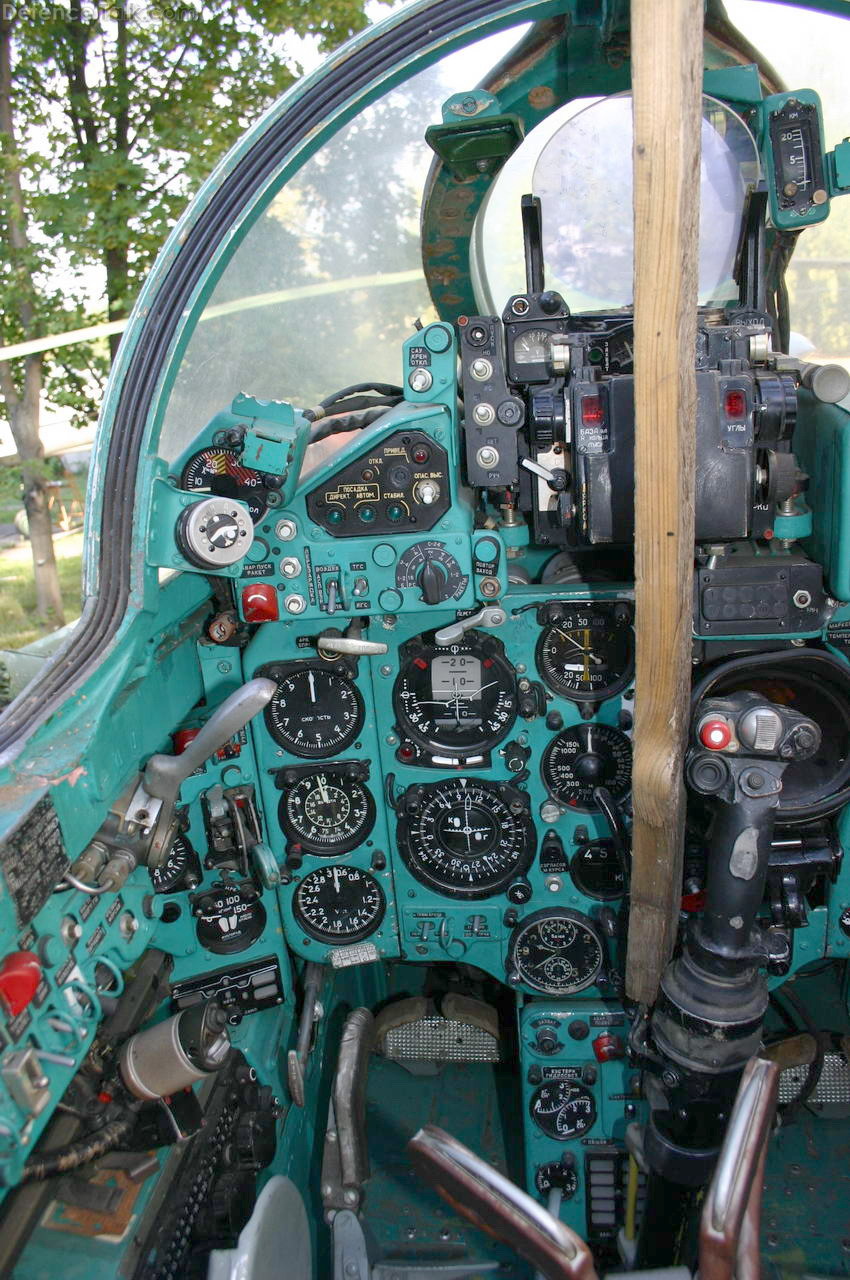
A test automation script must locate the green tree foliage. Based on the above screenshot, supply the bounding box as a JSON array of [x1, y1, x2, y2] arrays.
[[0, 0, 376, 632]]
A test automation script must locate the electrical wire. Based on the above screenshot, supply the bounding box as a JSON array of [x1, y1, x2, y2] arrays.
[[21, 1113, 136, 1183]]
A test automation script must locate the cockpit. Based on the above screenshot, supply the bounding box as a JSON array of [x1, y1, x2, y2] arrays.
[[2, 2, 850, 1277]]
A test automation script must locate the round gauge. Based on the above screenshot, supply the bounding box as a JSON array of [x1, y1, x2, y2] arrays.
[[181, 446, 271, 524], [529, 1080, 597, 1141], [265, 667, 364, 758], [395, 541, 468, 605], [150, 833, 202, 895], [508, 908, 604, 995], [570, 840, 626, 900], [513, 328, 552, 365], [279, 771, 375, 855], [393, 634, 517, 757], [535, 1160, 579, 1199], [397, 779, 534, 898], [194, 881, 267, 955], [541, 724, 631, 811], [292, 865, 385, 944], [537, 605, 634, 702]]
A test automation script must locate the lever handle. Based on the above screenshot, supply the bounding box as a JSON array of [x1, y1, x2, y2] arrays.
[[143, 677, 276, 803], [435, 605, 506, 647]]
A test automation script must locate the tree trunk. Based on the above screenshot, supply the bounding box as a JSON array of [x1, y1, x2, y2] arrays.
[[0, 17, 65, 628]]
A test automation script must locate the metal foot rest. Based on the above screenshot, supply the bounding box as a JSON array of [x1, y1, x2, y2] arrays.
[[374, 995, 500, 1064], [779, 1049, 850, 1113]]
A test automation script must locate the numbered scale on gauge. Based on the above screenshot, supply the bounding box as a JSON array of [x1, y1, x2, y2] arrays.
[[393, 634, 517, 757], [292, 865, 385, 944], [541, 724, 631, 810], [181, 445, 273, 523], [278, 771, 375, 855], [535, 1159, 579, 1200], [150, 833, 202, 894], [508, 908, 604, 995], [397, 778, 534, 898], [395, 541, 468, 604], [571, 840, 625, 900], [529, 1080, 597, 1141], [536, 604, 634, 702], [264, 666, 364, 758]]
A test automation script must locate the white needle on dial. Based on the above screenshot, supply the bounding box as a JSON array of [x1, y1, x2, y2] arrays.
[[307, 670, 317, 703]]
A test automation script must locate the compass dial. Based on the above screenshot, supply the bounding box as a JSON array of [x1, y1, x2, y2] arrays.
[[397, 778, 534, 898], [508, 908, 604, 995], [393, 633, 517, 757], [279, 770, 375, 855], [537, 604, 634, 703], [181, 446, 271, 523], [264, 666, 364, 758], [292, 865, 385, 944]]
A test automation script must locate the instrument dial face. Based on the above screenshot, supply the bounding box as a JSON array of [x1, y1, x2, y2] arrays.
[[265, 667, 364, 758], [181, 446, 270, 523], [393, 634, 517, 756], [537, 605, 634, 702], [535, 1161, 579, 1199], [397, 779, 535, 898], [570, 840, 625, 900], [279, 771, 375, 855], [292, 865, 385, 943], [529, 1080, 597, 1141], [541, 724, 631, 811], [513, 328, 552, 365], [150, 833, 202, 895], [508, 908, 604, 995]]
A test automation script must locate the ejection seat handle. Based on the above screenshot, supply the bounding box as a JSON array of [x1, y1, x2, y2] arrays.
[[407, 1125, 599, 1280], [698, 1056, 779, 1280]]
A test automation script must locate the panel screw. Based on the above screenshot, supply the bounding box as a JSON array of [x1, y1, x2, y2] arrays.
[[284, 594, 306, 614], [275, 519, 297, 541]]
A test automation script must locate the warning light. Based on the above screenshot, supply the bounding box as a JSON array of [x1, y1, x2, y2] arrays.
[[725, 389, 747, 417], [581, 395, 604, 426], [699, 718, 732, 751]]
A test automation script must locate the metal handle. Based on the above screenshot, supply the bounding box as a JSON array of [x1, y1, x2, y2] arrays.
[[143, 677, 276, 802], [407, 1125, 599, 1280], [699, 1056, 779, 1280], [434, 606, 506, 647]]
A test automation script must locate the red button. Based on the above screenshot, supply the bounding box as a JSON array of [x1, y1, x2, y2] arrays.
[[725, 389, 747, 418], [699, 718, 732, 751], [0, 952, 42, 1017], [592, 1032, 623, 1062], [241, 584, 279, 623], [173, 728, 200, 754]]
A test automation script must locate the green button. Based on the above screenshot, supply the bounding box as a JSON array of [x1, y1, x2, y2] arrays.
[[387, 504, 405, 522], [372, 544, 396, 567], [424, 324, 452, 353], [326, 508, 344, 525], [379, 588, 403, 611], [358, 505, 376, 523]]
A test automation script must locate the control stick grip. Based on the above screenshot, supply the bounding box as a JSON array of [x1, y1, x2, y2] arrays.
[[144, 677, 276, 802]]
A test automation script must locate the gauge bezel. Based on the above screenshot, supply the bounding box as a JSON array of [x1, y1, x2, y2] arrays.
[[535, 603, 634, 703], [292, 865, 386, 944], [507, 907, 605, 995], [528, 1079, 598, 1141], [570, 839, 626, 901], [278, 769, 376, 855], [180, 444, 270, 524], [396, 778, 535, 899], [540, 723, 632, 812], [393, 632, 518, 758], [262, 663, 365, 759]]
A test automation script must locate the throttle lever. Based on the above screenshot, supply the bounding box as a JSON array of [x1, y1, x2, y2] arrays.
[[139, 676, 276, 865]]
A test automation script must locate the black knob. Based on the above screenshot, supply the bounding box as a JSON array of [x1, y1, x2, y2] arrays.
[[418, 556, 445, 605], [535, 1027, 560, 1055], [507, 878, 532, 906]]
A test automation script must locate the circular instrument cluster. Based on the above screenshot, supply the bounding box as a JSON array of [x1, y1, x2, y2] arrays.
[[279, 770, 375, 855], [529, 1080, 597, 1141], [541, 724, 631, 811], [292, 865, 385, 944], [393, 633, 517, 758], [264, 665, 364, 758], [536, 603, 634, 703], [397, 778, 534, 898], [508, 908, 604, 995]]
